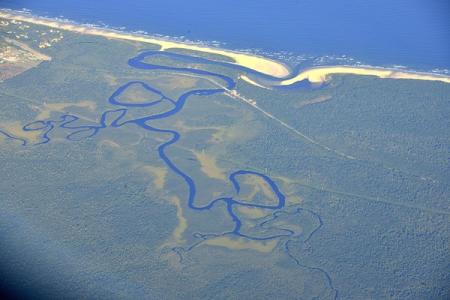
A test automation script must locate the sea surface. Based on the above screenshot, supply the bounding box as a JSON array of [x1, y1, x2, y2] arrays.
[[1, 0, 449, 70]]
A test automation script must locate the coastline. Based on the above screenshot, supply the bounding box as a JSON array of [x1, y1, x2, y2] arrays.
[[280, 65, 450, 85], [0, 10, 290, 78], [1, 9, 450, 85]]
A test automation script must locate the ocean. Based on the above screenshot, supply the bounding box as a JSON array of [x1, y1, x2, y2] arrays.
[[1, 0, 449, 70]]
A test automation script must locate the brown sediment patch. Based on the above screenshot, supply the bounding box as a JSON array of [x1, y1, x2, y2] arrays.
[[140, 165, 168, 190], [209, 122, 255, 144], [236, 206, 269, 219], [209, 127, 228, 144], [168, 196, 188, 244], [204, 236, 277, 253], [95, 139, 137, 165], [115, 82, 163, 104], [192, 150, 226, 181], [103, 74, 119, 86], [173, 120, 221, 133], [34, 100, 97, 120], [97, 139, 121, 149], [140, 165, 187, 245], [244, 175, 277, 199], [0, 121, 41, 143]]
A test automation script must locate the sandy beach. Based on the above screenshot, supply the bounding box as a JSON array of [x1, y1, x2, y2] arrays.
[[1, 10, 449, 86], [280, 66, 450, 85], [0, 10, 290, 78]]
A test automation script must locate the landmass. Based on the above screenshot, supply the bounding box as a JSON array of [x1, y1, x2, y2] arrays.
[[0, 9, 449, 300]]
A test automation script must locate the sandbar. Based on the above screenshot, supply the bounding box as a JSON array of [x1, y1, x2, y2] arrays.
[[204, 236, 277, 253]]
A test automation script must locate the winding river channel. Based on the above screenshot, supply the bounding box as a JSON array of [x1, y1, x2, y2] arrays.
[[2, 50, 338, 299]]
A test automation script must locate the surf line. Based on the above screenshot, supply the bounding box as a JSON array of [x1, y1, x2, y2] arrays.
[[2, 9, 449, 89]]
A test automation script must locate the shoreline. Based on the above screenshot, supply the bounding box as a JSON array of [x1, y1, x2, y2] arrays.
[[280, 65, 450, 85], [1, 9, 450, 85], [0, 10, 290, 78]]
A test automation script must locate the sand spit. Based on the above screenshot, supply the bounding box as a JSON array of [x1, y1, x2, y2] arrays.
[[280, 66, 450, 85], [0, 10, 290, 78]]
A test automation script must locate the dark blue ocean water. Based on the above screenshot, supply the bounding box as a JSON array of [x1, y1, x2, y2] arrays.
[[1, 0, 449, 70]]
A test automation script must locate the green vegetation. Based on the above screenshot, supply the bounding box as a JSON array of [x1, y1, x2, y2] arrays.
[[0, 17, 449, 300]]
